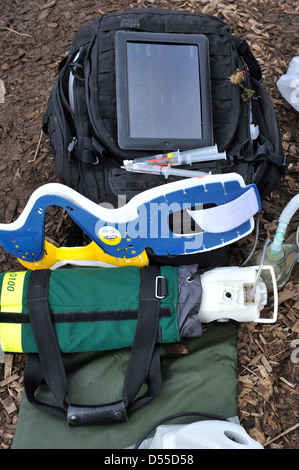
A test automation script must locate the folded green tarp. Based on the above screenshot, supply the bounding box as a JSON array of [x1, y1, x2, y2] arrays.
[[12, 321, 238, 449]]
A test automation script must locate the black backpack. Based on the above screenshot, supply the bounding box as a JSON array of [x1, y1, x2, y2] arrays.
[[42, 8, 287, 263]]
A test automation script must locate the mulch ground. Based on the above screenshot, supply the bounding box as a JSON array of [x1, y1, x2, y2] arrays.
[[0, 0, 298, 449]]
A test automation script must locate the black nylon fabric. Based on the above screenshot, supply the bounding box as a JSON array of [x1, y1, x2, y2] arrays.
[[42, 8, 285, 206], [91, 9, 241, 157]]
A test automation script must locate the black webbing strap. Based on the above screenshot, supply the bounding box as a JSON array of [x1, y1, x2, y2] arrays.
[[24, 270, 69, 419], [122, 264, 163, 415], [242, 145, 288, 167], [24, 266, 164, 426], [231, 35, 262, 82]]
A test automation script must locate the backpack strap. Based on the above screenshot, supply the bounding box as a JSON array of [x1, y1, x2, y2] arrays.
[[67, 46, 103, 166], [231, 35, 262, 82], [24, 266, 165, 426]]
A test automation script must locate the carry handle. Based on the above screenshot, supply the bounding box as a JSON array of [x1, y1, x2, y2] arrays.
[[67, 400, 127, 426], [24, 266, 163, 426], [231, 35, 262, 82]]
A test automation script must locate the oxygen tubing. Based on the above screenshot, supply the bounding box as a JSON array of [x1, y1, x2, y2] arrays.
[[247, 237, 270, 299], [270, 194, 299, 255]]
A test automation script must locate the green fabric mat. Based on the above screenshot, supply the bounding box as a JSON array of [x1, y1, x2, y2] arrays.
[[12, 321, 238, 449]]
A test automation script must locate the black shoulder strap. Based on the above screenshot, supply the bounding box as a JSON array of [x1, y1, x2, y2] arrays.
[[67, 44, 102, 165], [24, 266, 164, 426]]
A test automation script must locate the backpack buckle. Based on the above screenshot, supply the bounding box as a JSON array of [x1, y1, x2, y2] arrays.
[[68, 137, 99, 164], [69, 62, 84, 80], [67, 137, 77, 162]]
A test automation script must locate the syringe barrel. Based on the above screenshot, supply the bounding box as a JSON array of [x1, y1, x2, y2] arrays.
[[172, 150, 226, 165], [132, 145, 219, 164], [162, 166, 208, 179]]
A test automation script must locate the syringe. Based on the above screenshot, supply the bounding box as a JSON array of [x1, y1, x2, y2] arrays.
[[121, 162, 210, 179], [129, 145, 226, 166]]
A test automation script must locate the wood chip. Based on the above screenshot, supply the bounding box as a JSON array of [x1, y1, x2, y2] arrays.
[[279, 377, 296, 388], [249, 427, 266, 445], [4, 354, 13, 379], [261, 356, 272, 373], [0, 396, 17, 415], [39, 0, 57, 11], [291, 318, 299, 333], [0, 374, 19, 388]]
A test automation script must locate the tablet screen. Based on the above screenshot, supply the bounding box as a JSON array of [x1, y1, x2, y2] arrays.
[[115, 32, 213, 151]]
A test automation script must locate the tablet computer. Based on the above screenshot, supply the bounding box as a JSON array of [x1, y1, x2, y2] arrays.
[[115, 31, 213, 151]]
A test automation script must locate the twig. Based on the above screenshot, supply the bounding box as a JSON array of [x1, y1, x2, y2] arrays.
[[264, 422, 299, 446], [238, 362, 261, 378], [40, 0, 57, 11], [0, 20, 31, 38], [28, 130, 43, 163]]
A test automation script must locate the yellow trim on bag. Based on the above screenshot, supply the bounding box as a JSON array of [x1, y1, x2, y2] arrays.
[[0, 272, 26, 353]]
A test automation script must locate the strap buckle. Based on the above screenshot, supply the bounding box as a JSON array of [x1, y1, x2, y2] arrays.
[[281, 153, 289, 177], [155, 275, 168, 299], [67, 137, 77, 162], [69, 61, 84, 80], [67, 136, 100, 164]]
